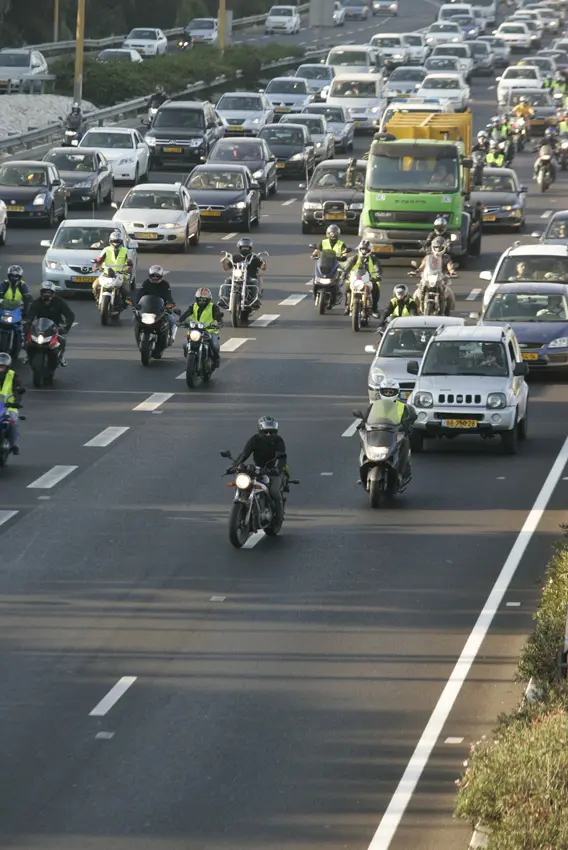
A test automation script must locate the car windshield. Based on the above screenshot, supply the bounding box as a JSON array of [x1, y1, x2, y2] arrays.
[[510, 90, 551, 106], [478, 174, 517, 192], [297, 65, 331, 80], [128, 29, 156, 39], [187, 170, 245, 190], [433, 45, 467, 56], [404, 35, 422, 45], [496, 256, 568, 282], [504, 67, 538, 78], [152, 110, 204, 129], [500, 25, 526, 33], [328, 50, 369, 66], [217, 95, 263, 110], [422, 340, 509, 376], [0, 165, 47, 186], [260, 127, 305, 145], [270, 6, 293, 13], [374, 37, 403, 47], [452, 15, 475, 24], [266, 79, 307, 94], [425, 57, 459, 70], [82, 131, 133, 149], [379, 326, 437, 357], [189, 19, 214, 27], [330, 79, 377, 97], [52, 226, 116, 250], [470, 43, 489, 55], [368, 152, 458, 191], [211, 142, 263, 161], [45, 152, 96, 171], [546, 219, 568, 238], [286, 117, 323, 133], [310, 164, 365, 188], [98, 50, 133, 61], [121, 190, 183, 210], [307, 106, 345, 121], [429, 23, 459, 32], [485, 291, 568, 322], [421, 76, 461, 89], [0, 52, 29, 67], [390, 68, 426, 81]]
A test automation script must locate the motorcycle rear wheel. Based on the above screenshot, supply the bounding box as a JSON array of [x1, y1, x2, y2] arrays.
[[228, 502, 250, 548]]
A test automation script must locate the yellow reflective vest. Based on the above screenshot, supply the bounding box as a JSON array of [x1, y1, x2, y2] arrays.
[[321, 238, 346, 256], [0, 370, 16, 411], [101, 246, 129, 272], [190, 302, 219, 334], [389, 298, 411, 317]]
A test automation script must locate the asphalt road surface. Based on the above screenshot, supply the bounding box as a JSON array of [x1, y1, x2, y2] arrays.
[[1, 1, 567, 848]]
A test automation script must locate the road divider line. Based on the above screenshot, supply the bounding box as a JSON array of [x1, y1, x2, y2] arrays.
[[84, 426, 130, 448], [279, 294, 307, 305], [281, 198, 296, 206], [133, 393, 173, 412], [222, 231, 238, 240], [466, 288, 482, 301], [249, 314, 280, 327], [175, 372, 186, 380], [221, 337, 256, 352], [541, 210, 552, 218], [89, 676, 137, 717], [342, 420, 361, 438], [0, 510, 18, 528], [242, 531, 264, 549], [27, 466, 78, 490], [365, 435, 568, 850]]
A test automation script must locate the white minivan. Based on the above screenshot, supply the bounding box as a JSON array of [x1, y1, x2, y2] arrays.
[[325, 45, 381, 76], [438, 2, 484, 28], [324, 73, 385, 129]]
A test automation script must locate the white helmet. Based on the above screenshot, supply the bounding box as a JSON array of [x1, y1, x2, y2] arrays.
[[431, 236, 446, 255], [379, 377, 400, 400]]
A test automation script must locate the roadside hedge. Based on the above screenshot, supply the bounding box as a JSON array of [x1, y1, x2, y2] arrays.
[[454, 536, 568, 849], [51, 44, 306, 108]]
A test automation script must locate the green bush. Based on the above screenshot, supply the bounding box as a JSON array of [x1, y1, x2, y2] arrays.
[[51, 43, 305, 108]]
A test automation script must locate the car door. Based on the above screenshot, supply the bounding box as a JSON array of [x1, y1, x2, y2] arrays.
[[157, 29, 167, 53], [133, 130, 149, 174], [303, 127, 314, 170], [181, 187, 198, 236], [48, 165, 64, 215], [245, 169, 260, 218], [97, 152, 113, 197], [262, 140, 276, 186]]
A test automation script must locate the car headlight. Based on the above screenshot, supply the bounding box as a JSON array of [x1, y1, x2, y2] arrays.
[[350, 203, 363, 210], [145, 136, 156, 146], [73, 181, 94, 189], [370, 367, 385, 384], [117, 157, 135, 166], [303, 202, 322, 210], [487, 392, 507, 409], [290, 152, 306, 160], [392, 53, 403, 59], [253, 170, 264, 179], [141, 313, 156, 324], [46, 260, 64, 270], [251, 118, 261, 124], [414, 391, 433, 408], [162, 222, 185, 229], [235, 473, 252, 489], [426, 37, 434, 43], [230, 201, 247, 209], [548, 336, 568, 348], [189, 139, 203, 147], [315, 141, 322, 148], [189, 329, 202, 342], [33, 194, 47, 205], [367, 446, 390, 460]]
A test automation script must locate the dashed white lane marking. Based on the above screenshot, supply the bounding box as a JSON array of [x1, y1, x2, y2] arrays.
[[221, 337, 256, 352], [321, 472, 333, 476], [95, 731, 115, 740], [466, 288, 482, 301], [222, 231, 238, 240], [365, 345, 376, 353], [365, 435, 568, 850], [342, 420, 361, 438], [541, 210, 552, 218], [279, 294, 307, 306], [249, 313, 280, 327], [444, 737, 464, 745], [27, 465, 78, 489], [0, 510, 18, 528], [242, 531, 265, 549], [282, 198, 297, 206], [175, 371, 186, 379], [72, 321, 79, 327], [133, 392, 173, 412], [506, 601, 521, 607], [89, 676, 137, 717], [210, 595, 226, 601], [84, 426, 130, 447]]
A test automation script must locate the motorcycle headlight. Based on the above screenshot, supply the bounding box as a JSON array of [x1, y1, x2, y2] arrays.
[[414, 391, 433, 408], [235, 473, 252, 489], [351, 279, 365, 291], [189, 329, 202, 341], [3, 315, 13, 323], [487, 392, 507, 409], [37, 334, 45, 344], [367, 446, 389, 460], [33, 194, 47, 205], [562, 141, 568, 149], [548, 336, 568, 348], [145, 136, 156, 146], [141, 313, 156, 324]]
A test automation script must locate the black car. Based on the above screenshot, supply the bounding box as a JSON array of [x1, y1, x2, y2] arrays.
[[145, 100, 225, 169], [532, 209, 568, 244], [300, 158, 366, 234], [42, 147, 113, 208], [258, 123, 315, 177], [207, 137, 278, 199], [0, 159, 66, 226], [184, 164, 261, 231], [470, 167, 527, 231]]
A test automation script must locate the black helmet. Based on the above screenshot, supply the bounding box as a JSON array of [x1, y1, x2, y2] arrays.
[[238, 237, 253, 256], [258, 415, 278, 435], [7, 264, 23, 284]]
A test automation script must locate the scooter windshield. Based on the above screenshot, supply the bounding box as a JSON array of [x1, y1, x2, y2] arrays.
[[318, 249, 338, 276], [364, 424, 399, 449]]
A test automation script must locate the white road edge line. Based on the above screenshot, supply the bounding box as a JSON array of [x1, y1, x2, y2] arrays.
[[342, 420, 361, 438], [89, 676, 137, 717], [242, 531, 265, 549], [281, 198, 296, 206], [222, 231, 238, 240], [84, 426, 130, 448], [133, 392, 173, 412], [366, 435, 568, 850], [0, 510, 18, 528], [279, 294, 308, 306], [27, 466, 78, 490], [221, 337, 256, 352], [466, 288, 482, 301], [249, 314, 280, 327]]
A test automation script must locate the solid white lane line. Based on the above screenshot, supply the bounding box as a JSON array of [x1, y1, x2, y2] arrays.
[[281, 198, 296, 206], [210, 595, 226, 602], [366, 435, 568, 850], [221, 337, 256, 352], [541, 210, 552, 218], [0, 510, 18, 528], [89, 676, 137, 717], [222, 231, 238, 240], [279, 294, 307, 306], [342, 420, 361, 438], [466, 288, 482, 301], [27, 466, 78, 490], [133, 392, 173, 412], [249, 314, 280, 327], [242, 531, 264, 549], [84, 426, 130, 448]]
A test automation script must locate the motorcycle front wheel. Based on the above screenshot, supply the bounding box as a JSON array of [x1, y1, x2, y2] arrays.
[[31, 351, 46, 388], [100, 297, 110, 326], [230, 294, 241, 328], [228, 502, 250, 548], [140, 334, 152, 366], [185, 352, 197, 388], [316, 290, 326, 315], [351, 295, 361, 332]]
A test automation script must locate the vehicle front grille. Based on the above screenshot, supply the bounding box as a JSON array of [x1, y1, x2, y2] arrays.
[[227, 118, 245, 125], [69, 265, 95, 273], [519, 342, 543, 349], [323, 201, 347, 214], [437, 393, 483, 405], [198, 205, 225, 211], [373, 210, 440, 224]]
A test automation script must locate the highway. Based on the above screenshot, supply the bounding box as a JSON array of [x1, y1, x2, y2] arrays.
[[0, 0, 566, 847]]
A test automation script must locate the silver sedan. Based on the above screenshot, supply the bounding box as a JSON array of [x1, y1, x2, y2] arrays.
[[300, 104, 354, 153], [215, 91, 275, 136], [280, 114, 335, 162], [112, 182, 201, 252]]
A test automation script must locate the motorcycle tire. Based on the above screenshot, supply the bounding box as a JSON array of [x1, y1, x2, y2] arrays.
[[424, 300, 436, 316], [31, 351, 46, 388], [100, 297, 110, 326], [185, 352, 197, 389], [562, 158, 568, 172], [351, 296, 361, 332], [316, 291, 326, 315], [140, 334, 152, 367], [228, 502, 250, 548], [369, 470, 383, 509], [230, 294, 240, 329], [264, 515, 283, 536]]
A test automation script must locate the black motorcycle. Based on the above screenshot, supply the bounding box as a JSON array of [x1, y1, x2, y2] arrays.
[[220, 450, 298, 548], [25, 317, 64, 387], [182, 320, 219, 388], [352, 411, 411, 508], [134, 294, 180, 366]]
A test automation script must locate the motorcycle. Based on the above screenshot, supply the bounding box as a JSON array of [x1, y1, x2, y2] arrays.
[[0, 302, 23, 359], [220, 449, 298, 548], [309, 247, 344, 315], [0, 394, 24, 471], [535, 154, 553, 192], [62, 128, 80, 147], [352, 411, 411, 508], [25, 317, 63, 387], [177, 38, 192, 50], [511, 116, 527, 152], [347, 267, 373, 332], [471, 149, 485, 186], [409, 254, 455, 316], [218, 250, 267, 327], [134, 294, 180, 366], [147, 106, 158, 127], [93, 265, 128, 326], [559, 135, 568, 170], [182, 319, 219, 388]]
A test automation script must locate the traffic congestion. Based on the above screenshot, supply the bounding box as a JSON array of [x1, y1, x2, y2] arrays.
[[0, 0, 567, 845]]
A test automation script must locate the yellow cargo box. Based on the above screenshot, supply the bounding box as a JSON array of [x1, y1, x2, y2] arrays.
[[385, 112, 472, 155]]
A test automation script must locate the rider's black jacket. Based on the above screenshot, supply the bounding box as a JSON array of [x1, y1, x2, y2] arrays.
[[235, 434, 287, 470], [136, 278, 174, 305], [27, 296, 75, 330]]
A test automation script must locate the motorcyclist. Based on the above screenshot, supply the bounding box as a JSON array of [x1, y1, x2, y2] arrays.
[[93, 229, 132, 304], [136, 265, 177, 343], [359, 378, 416, 484], [533, 141, 557, 182], [148, 85, 168, 110], [544, 125, 559, 154], [423, 215, 449, 251], [485, 139, 505, 167], [232, 416, 289, 524], [178, 287, 223, 368], [26, 282, 75, 366], [65, 102, 84, 136], [312, 224, 349, 259], [0, 352, 24, 455], [472, 130, 489, 154], [511, 96, 534, 136], [221, 237, 267, 298], [413, 236, 457, 315], [558, 111, 568, 135], [0, 265, 32, 318], [381, 284, 419, 325], [342, 240, 381, 318]]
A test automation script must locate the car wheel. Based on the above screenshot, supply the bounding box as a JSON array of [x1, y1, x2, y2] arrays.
[[269, 175, 278, 195], [93, 187, 101, 210], [301, 221, 311, 234], [190, 220, 200, 246], [501, 423, 518, 455], [58, 200, 67, 223], [517, 406, 528, 441], [261, 182, 269, 200], [242, 207, 252, 232], [133, 165, 139, 185], [47, 204, 56, 228], [177, 228, 189, 253], [104, 182, 114, 205]]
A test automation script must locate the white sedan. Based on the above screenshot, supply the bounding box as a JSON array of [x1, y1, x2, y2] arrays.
[[416, 72, 470, 111], [79, 127, 150, 184], [333, 1, 346, 25], [494, 22, 533, 51], [496, 64, 543, 105], [123, 27, 168, 56]]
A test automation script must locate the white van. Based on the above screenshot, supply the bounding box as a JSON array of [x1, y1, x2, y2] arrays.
[[325, 73, 385, 129], [438, 2, 484, 27], [325, 45, 381, 76]]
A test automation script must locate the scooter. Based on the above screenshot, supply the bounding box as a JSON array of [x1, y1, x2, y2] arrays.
[[309, 246, 345, 315], [352, 411, 411, 508], [62, 128, 81, 147], [0, 393, 25, 471], [535, 154, 553, 192]]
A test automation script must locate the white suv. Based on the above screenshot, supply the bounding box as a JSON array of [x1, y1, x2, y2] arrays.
[[407, 324, 529, 455], [265, 5, 301, 34], [479, 243, 568, 307]]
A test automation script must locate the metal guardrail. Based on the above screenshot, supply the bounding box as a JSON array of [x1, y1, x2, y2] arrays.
[[30, 4, 311, 56], [0, 48, 328, 155]]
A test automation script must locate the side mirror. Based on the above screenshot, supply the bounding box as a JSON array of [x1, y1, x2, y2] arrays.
[[479, 270, 492, 281], [40, 239, 51, 247], [407, 361, 419, 375], [531, 230, 542, 237], [250, 181, 261, 190], [220, 449, 232, 458], [137, 141, 146, 148], [352, 409, 364, 418], [52, 178, 62, 186], [495, 76, 501, 81], [520, 185, 528, 193], [514, 361, 529, 377], [308, 243, 316, 249]]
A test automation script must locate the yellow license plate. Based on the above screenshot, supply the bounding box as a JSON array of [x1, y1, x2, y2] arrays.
[[200, 210, 221, 216], [275, 107, 290, 112], [399, 390, 410, 401], [277, 162, 286, 168], [522, 352, 539, 360], [8, 206, 24, 212], [443, 419, 477, 428], [230, 126, 243, 131], [353, 121, 361, 127], [133, 231, 159, 239], [374, 245, 393, 253], [164, 146, 183, 153], [483, 214, 496, 222], [326, 212, 345, 220], [72, 275, 96, 283]]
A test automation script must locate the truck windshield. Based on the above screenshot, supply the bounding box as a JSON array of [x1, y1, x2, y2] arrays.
[[368, 151, 458, 192]]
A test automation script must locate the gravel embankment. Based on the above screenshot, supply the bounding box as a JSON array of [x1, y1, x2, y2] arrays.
[[0, 95, 96, 140]]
